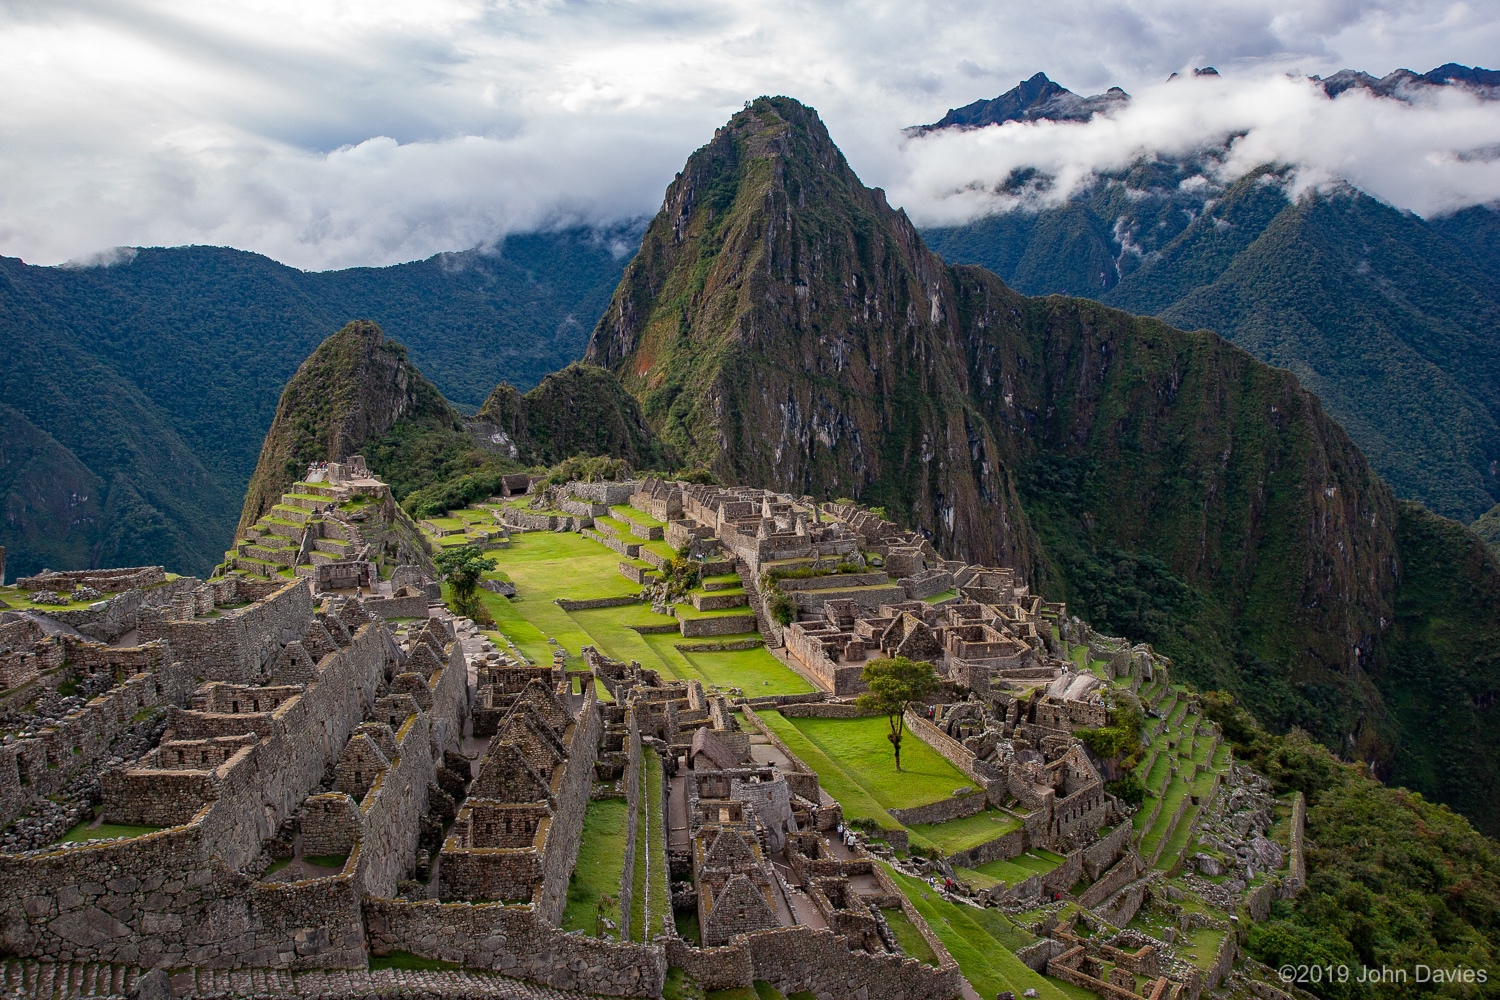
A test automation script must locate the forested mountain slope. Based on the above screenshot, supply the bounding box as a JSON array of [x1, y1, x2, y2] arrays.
[[0, 228, 634, 578], [922, 148, 1500, 523]]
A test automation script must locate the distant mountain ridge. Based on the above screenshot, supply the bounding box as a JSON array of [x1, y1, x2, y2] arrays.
[[0, 228, 637, 579], [911, 62, 1498, 133]]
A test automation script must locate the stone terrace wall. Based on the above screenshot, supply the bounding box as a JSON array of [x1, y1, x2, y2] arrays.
[[363, 898, 667, 997], [535, 687, 601, 925], [355, 711, 436, 898], [139, 581, 314, 683], [888, 790, 987, 827], [744, 925, 963, 1000]]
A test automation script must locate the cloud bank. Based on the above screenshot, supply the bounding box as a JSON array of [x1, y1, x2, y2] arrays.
[[0, 0, 1497, 269]]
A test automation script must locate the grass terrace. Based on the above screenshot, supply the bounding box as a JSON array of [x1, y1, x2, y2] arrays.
[[883, 865, 1077, 1000], [907, 808, 1024, 855], [881, 907, 939, 965], [56, 821, 161, 844], [960, 849, 1067, 886], [563, 795, 629, 938]]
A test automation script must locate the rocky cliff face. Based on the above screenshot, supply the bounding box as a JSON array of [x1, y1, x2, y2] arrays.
[[470, 362, 671, 470], [586, 96, 1414, 797]]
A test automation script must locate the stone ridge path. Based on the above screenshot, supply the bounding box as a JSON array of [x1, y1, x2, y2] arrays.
[[0, 960, 601, 999]]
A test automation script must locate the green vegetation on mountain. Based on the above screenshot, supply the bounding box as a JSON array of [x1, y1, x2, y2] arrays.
[[924, 171, 1500, 522], [583, 96, 1500, 835], [238, 319, 667, 542], [1205, 694, 1500, 997], [0, 228, 634, 577]]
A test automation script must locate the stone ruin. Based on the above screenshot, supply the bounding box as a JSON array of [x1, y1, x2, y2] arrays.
[[589, 647, 964, 999]]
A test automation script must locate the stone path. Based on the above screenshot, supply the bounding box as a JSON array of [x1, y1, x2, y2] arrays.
[[0, 960, 603, 998]]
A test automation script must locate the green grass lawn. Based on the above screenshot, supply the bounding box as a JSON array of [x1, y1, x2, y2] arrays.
[[908, 808, 1023, 855], [369, 950, 461, 972], [775, 714, 972, 812], [56, 821, 160, 844], [612, 504, 664, 528], [884, 865, 1069, 1000], [755, 711, 903, 834], [921, 589, 958, 604], [882, 907, 939, 965], [631, 753, 671, 942], [676, 644, 813, 695], [562, 796, 629, 937]]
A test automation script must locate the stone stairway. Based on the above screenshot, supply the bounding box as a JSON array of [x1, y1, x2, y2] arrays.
[[0, 960, 143, 998], [0, 960, 608, 999]]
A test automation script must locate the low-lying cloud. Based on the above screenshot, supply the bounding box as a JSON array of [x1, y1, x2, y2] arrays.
[[0, 0, 1497, 269], [891, 72, 1500, 226]]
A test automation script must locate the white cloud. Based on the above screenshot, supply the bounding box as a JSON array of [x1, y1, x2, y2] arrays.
[[0, 0, 1496, 269], [889, 72, 1500, 226]]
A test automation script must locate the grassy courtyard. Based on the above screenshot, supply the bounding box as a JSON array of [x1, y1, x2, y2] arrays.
[[754, 711, 981, 849], [562, 796, 629, 937]]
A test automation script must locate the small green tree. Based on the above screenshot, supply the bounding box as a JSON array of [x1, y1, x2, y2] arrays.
[[436, 545, 497, 618], [856, 656, 939, 771]]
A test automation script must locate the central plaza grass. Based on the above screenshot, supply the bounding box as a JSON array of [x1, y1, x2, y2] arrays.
[[562, 796, 629, 937], [466, 524, 812, 695]]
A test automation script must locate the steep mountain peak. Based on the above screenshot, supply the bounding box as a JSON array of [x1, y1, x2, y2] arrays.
[[909, 72, 1130, 134], [236, 319, 456, 534]]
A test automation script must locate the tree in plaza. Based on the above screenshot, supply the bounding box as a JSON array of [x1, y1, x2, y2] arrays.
[[856, 656, 939, 771], [436, 544, 497, 618]]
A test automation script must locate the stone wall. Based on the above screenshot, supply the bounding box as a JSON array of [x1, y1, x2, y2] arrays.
[[555, 597, 641, 612], [679, 614, 756, 638], [138, 580, 314, 683], [302, 793, 363, 857], [1081, 821, 1133, 880], [363, 898, 667, 997], [945, 828, 1025, 870], [774, 701, 869, 719], [618, 707, 642, 942], [1283, 792, 1306, 898], [743, 925, 962, 1000], [888, 790, 987, 827], [535, 687, 601, 925], [0, 621, 393, 971], [1078, 853, 1142, 908], [354, 711, 437, 898]]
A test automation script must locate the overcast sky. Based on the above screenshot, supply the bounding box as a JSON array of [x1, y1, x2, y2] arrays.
[[1, 0, 1498, 270]]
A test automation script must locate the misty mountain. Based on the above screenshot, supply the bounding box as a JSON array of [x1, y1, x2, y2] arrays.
[[916, 69, 1500, 522], [0, 227, 637, 579]]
